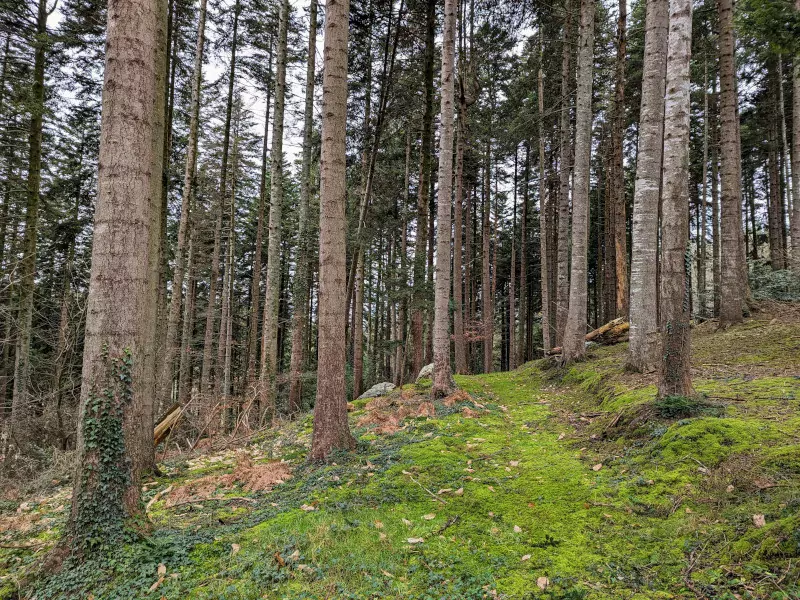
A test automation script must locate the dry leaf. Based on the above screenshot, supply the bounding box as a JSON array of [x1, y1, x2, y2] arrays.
[[726, 485, 735, 493], [157, 564, 167, 576], [381, 570, 395, 578], [513, 525, 522, 533], [290, 550, 300, 560], [521, 554, 531, 561], [592, 464, 603, 471], [402, 518, 413, 526], [231, 543, 240, 556], [537, 576, 549, 590], [487, 486, 495, 493], [374, 520, 384, 529], [753, 514, 766, 528], [423, 513, 436, 520], [300, 504, 317, 511], [379, 532, 387, 540], [557, 433, 566, 441], [454, 487, 464, 496], [407, 537, 424, 544], [437, 488, 453, 495], [509, 460, 520, 467], [274, 552, 286, 567]]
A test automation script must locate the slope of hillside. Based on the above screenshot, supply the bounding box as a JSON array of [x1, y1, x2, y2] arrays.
[[2, 301, 799, 599]]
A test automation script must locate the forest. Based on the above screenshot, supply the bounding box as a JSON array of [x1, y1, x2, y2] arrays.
[[0, 0, 799, 596]]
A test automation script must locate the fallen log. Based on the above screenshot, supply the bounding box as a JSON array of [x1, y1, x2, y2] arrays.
[[154, 402, 183, 447], [546, 317, 628, 355]]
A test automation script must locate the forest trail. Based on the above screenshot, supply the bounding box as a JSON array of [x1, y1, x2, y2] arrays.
[[3, 302, 799, 599]]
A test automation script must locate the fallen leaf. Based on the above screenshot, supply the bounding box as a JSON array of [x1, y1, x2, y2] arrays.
[[521, 554, 531, 561], [374, 520, 384, 529], [557, 433, 566, 440], [158, 564, 167, 576], [231, 543, 240, 556], [726, 485, 735, 493], [423, 513, 436, 520], [407, 537, 424, 544], [509, 460, 520, 467], [437, 488, 453, 495], [513, 525, 522, 533], [379, 532, 387, 540], [402, 518, 413, 526], [381, 570, 395, 578], [753, 514, 766, 528], [274, 552, 286, 567], [487, 486, 495, 492], [592, 464, 603, 471], [685, 508, 693, 514], [454, 487, 464, 496], [300, 504, 317, 511], [537, 576, 549, 590], [290, 550, 300, 560]]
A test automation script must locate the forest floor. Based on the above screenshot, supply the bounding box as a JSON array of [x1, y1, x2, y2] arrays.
[[2, 300, 800, 599]]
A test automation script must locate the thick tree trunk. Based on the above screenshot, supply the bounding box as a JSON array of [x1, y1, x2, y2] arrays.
[[70, 0, 164, 546], [555, 0, 574, 346], [626, 0, 667, 372], [159, 0, 207, 410], [561, 0, 594, 364], [698, 58, 709, 316], [432, 0, 456, 397], [394, 130, 411, 386], [353, 255, 365, 397], [658, 0, 693, 398], [9, 0, 47, 451], [310, 0, 356, 462], [718, 0, 746, 327], [288, 0, 317, 415], [711, 78, 721, 314], [259, 0, 289, 419], [453, 117, 467, 374]]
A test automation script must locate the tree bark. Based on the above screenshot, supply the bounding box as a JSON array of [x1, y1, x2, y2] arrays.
[[561, 0, 594, 364], [288, 0, 317, 415], [70, 0, 164, 544], [432, 0, 457, 397], [626, 0, 667, 372], [310, 0, 356, 462], [658, 0, 693, 398], [718, 0, 746, 327], [537, 42, 550, 355], [610, 0, 628, 318], [555, 0, 574, 346], [259, 0, 289, 419], [482, 144, 493, 373], [9, 0, 47, 451], [411, 0, 436, 380]]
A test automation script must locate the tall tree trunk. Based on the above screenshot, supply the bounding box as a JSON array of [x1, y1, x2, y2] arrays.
[[555, 0, 574, 346], [698, 58, 709, 316], [561, 0, 595, 364], [246, 72, 272, 386], [792, 0, 800, 274], [610, 0, 628, 318], [159, 0, 208, 409], [310, 0, 356, 462], [626, 0, 668, 372], [768, 105, 785, 269], [201, 0, 239, 394], [69, 0, 164, 545], [353, 255, 365, 397], [537, 43, 550, 355], [711, 77, 721, 314], [288, 0, 317, 415], [411, 0, 436, 379], [259, 0, 289, 419], [453, 116, 467, 374], [9, 0, 47, 450], [482, 144, 493, 373], [394, 129, 411, 386], [432, 0, 456, 397], [178, 224, 197, 405], [777, 56, 791, 260], [658, 0, 693, 398], [718, 0, 746, 327]]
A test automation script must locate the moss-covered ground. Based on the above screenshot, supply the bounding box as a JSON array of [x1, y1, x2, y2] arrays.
[[2, 302, 799, 599]]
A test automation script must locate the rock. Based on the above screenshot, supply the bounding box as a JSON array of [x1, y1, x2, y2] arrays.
[[357, 382, 396, 400], [415, 363, 434, 382]]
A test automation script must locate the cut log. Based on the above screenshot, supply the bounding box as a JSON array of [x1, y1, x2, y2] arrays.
[[546, 318, 627, 355], [154, 402, 183, 447]]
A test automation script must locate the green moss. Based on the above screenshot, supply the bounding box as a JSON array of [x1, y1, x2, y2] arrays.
[[653, 417, 775, 467]]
